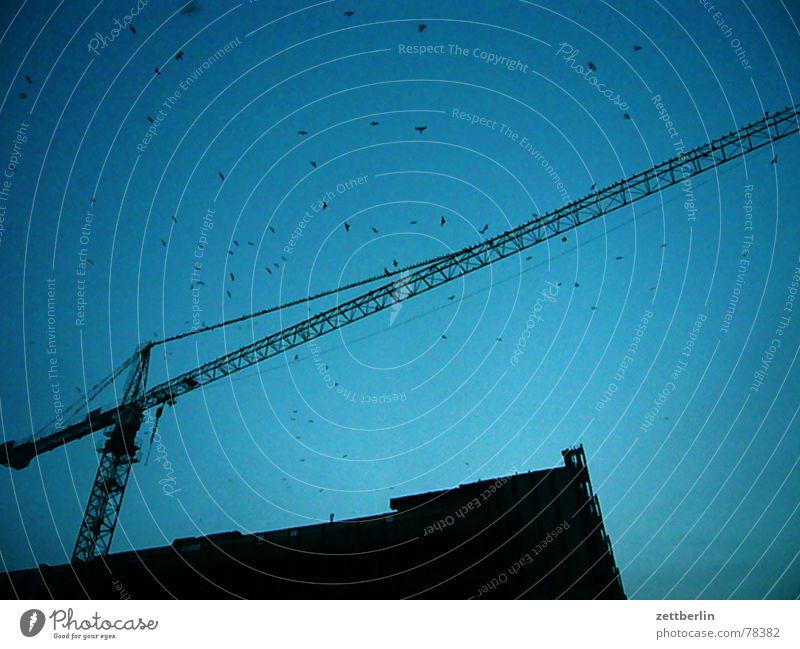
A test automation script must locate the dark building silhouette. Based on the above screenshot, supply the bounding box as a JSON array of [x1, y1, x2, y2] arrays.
[[1, 445, 624, 599]]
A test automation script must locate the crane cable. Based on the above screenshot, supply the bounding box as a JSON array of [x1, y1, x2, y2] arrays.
[[154, 214, 559, 347]]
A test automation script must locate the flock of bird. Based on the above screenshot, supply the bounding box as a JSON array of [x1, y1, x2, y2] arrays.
[[17, 11, 781, 329]]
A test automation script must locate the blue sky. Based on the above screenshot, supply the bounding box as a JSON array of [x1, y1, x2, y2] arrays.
[[0, 0, 799, 599]]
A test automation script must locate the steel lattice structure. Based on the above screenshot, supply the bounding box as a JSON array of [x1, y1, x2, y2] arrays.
[[1, 105, 797, 562]]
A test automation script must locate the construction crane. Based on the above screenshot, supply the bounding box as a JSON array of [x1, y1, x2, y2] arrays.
[[1, 105, 797, 563]]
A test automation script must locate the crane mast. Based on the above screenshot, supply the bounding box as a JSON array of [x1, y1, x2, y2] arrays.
[[1, 105, 797, 562]]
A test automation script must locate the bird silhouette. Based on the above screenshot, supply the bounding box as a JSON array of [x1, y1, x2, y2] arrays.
[[344, 10, 354, 17], [24, 75, 32, 84], [448, 295, 455, 301], [160, 239, 167, 247], [440, 216, 446, 226], [322, 201, 328, 210], [171, 215, 177, 223], [218, 171, 225, 181], [415, 125, 428, 133], [129, 25, 136, 34], [265, 267, 272, 275], [561, 236, 567, 242], [310, 160, 317, 168], [18, 92, 27, 99], [86, 258, 94, 265], [147, 116, 154, 123], [230, 272, 235, 281], [418, 24, 427, 32], [441, 334, 448, 339], [233, 240, 239, 246], [770, 155, 778, 165], [90, 197, 96, 204], [590, 183, 597, 190], [175, 51, 184, 60], [661, 243, 668, 248], [574, 282, 580, 287], [384, 267, 391, 276], [409, 220, 417, 224], [269, 226, 276, 233], [479, 224, 489, 234], [587, 61, 597, 71], [369, 121, 379, 126], [273, 262, 279, 268], [615, 256, 623, 260], [248, 241, 255, 245], [591, 306, 598, 311], [344, 222, 351, 232], [393, 259, 399, 267], [227, 249, 234, 255], [633, 45, 642, 51], [226, 290, 232, 298], [624, 113, 631, 120], [154, 67, 161, 76], [371, 226, 379, 233], [298, 130, 309, 136], [180, 0, 200, 14]]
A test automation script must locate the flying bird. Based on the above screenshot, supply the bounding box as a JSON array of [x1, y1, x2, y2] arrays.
[[298, 130, 309, 136], [623, 113, 631, 120], [574, 282, 580, 287], [90, 197, 96, 204], [233, 240, 239, 246], [590, 183, 597, 190], [440, 216, 446, 226], [561, 236, 567, 242], [227, 249, 234, 255], [24, 75, 32, 84], [615, 256, 623, 260], [265, 267, 273, 275], [344, 222, 351, 232], [226, 290, 232, 298], [154, 67, 161, 76], [229, 272, 235, 281], [587, 61, 597, 71], [384, 267, 391, 276], [171, 215, 177, 223], [180, 0, 200, 15], [147, 116, 154, 123], [218, 171, 225, 180], [415, 125, 428, 133], [770, 155, 778, 165], [369, 121, 379, 126], [175, 51, 184, 60], [393, 259, 399, 267], [129, 25, 136, 34], [160, 239, 167, 248], [268, 226, 276, 233], [310, 160, 317, 168], [409, 220, 417, 224], [633, 45, 642, 51], [418, 24, 427, 32], [448, 295, 455, 301], [441, 334, 448, 340], [18, 92, 27, 99], [479, 224, 489, 234], [371, 226, 378, 233], [344, 10, 354, 17]]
